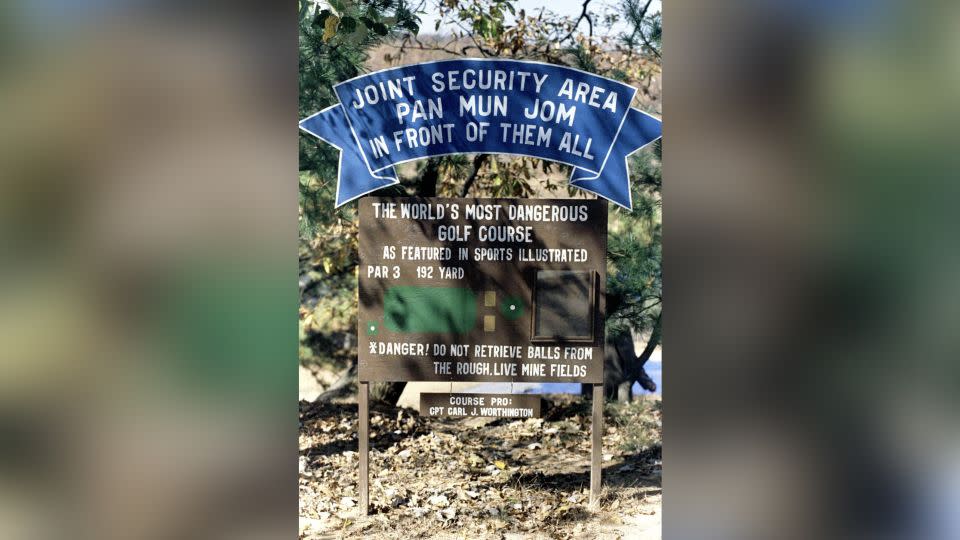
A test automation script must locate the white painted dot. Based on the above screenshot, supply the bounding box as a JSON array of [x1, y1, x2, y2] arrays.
[[509, 305, 515, 311], [370, 325, 375, 331]]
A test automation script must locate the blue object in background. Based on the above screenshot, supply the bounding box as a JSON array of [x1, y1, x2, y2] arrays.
[[469, 358, 661, 397]]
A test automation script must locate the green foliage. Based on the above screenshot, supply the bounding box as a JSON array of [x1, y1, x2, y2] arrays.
[[298, 7, 418, 233], [620, 0, 661, 57], [299, 0, 420, 173], [298, 1, 422, 362], [440, 0, 515, 39], [606, 141, 662, 336]]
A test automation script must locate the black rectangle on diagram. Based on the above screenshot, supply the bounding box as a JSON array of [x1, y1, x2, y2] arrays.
[[533, 270, 595, 341]]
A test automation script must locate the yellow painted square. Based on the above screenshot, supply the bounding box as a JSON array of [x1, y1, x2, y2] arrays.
[[484, 291, 496, 307], [484, 315, 496, 332]]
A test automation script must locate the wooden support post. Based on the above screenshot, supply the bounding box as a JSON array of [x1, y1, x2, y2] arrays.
[[358, 381, 370, 516], [590, 382, 603, 507]]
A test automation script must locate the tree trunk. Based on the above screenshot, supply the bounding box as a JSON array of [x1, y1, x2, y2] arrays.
[[629, 316, 661, 391], [370, 381, 406, 406], [602, 315, 661, 398], [636, 316, 661, 367], [316, 358, 358, 402], [603, 331, 633, 398], [414, 158, 440, 197], [460, 154, 488, 197], [315, 362, 406, 406]]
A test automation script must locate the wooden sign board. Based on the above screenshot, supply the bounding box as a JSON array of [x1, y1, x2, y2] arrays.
[[420, 393, 542, 418], [358, 197, 607, 383]]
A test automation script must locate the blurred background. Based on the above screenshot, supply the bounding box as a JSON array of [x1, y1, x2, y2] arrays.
[[0, 1, 297, 539], [665, 0, 960, 539]]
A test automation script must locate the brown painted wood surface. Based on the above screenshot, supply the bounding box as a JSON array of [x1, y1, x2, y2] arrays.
[[358, 381, 369, 516], [590, 383, 603, 506], [358, 197, 607, 383]]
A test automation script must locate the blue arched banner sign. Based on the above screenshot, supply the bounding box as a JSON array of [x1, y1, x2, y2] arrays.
[[299, 59, 661, 210]]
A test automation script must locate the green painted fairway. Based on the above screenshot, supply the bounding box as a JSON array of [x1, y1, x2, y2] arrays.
[[384, 286, 477, 334]]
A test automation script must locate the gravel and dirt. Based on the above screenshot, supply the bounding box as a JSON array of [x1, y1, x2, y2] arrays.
[[299, 394, 661, 539]]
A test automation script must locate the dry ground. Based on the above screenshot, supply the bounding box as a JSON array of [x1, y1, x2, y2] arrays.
[[299, 395, 661, 539]]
